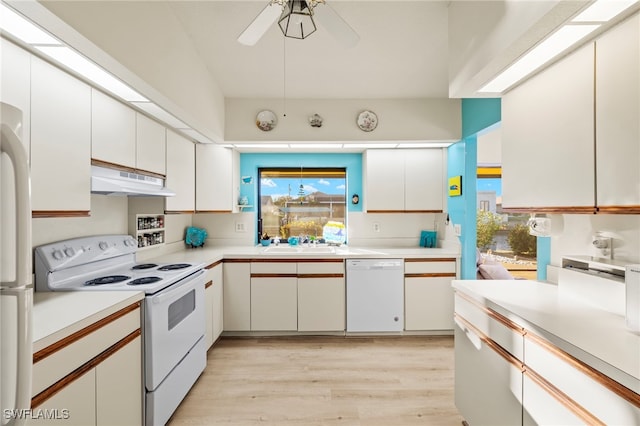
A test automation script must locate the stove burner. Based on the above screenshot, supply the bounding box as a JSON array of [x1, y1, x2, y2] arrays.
[[128, 276, 162, 286], [85, 275, 131, 286], [158, 263, 191, 271], [132, 263, 158, 270]]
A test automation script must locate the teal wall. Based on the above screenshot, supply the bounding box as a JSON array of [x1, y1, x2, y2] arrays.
[[239, 152, 363, 215], [462, 98, 502, 138]]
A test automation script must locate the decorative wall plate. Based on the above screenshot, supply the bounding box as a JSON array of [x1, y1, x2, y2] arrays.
[[256, 110, 277, 131], [357, 110, 378, 132]]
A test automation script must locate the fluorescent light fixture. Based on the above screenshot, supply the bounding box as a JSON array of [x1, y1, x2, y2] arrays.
[[572, 0, 639, 22], [289, 143, 344, 149], [397, 142, 454, 148], [179, 128, 215, 144], [479, 24, 600, 93], [0, 3, 61, 45], [347, 143, 398, 149], [35, 45, 148, 102], [131, 101, 189, 129]]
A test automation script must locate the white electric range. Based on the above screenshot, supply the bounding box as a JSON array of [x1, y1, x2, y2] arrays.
[[34, 235, 206, 426]]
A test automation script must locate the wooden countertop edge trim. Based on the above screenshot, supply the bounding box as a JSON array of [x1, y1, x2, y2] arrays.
[[32, 211, 90, 218], [251, 273, 344, 279], [229, 258, 344, 263], [454, 313, 523, 370], [404, 258, 457, 262], [523, 368, 606, 426], [525, 332, 640, 407], [596, 205, 640, 214], [205, 260, 223, 269], [31, 329, 141, 409], [33, 301, 141, 364]]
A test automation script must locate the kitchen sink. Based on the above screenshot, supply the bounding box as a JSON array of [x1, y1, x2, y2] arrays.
[[261, 245, 336, 254]]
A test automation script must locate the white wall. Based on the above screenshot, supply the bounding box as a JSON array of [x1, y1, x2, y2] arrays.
[[225, 98, 461, 142]]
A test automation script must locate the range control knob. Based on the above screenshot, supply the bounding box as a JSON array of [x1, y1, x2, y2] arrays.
[[64, 247, 75, 257], [52, 250, 64, 260], [124, 238, 135, 247], [98, 241, 109, 251]]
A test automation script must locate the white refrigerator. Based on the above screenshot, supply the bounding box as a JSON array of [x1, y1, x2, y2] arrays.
[[1, 102, 33, 426]]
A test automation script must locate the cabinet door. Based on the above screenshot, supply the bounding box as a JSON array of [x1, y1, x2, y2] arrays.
[[211, 264, 224, 341], [405, 276, 454, 330], [298, 277, 345, 331], [251, 277, 298, 331], [165, 130, 195, 212], [91, 89, 136, 168], [205, 279, 215, 349], [136, 113, 166, 175], [502, 43, 595, 211], [595, 13, 640, 210], [1, 39, 31, 154], [96, 336, 143, 426], [223, 262, 251, 331], [196, 144, 234, 212], [365, 149, 404, 211], [31, 57, 91, 213], [404, 149, 444, 211], [28, 370, 96, 426], [522, 374, 585, 426]]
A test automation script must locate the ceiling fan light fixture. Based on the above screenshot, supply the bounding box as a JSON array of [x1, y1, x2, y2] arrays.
[[278, 0, 317, 40]]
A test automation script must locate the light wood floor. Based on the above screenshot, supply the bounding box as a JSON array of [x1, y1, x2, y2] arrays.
[[168, 336, 464, 425]]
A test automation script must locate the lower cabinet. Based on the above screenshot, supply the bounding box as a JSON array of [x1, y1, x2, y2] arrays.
[[250, 262, 298, 331], [297, 261, 345, 332], [29, 302, 142, 425], [404, 259, 457, 331], [205, 261, 224, 348], [223, 261, 251, 331]]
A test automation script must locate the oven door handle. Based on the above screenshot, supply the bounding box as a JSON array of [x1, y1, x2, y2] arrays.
[[151, 269, 205, 305]]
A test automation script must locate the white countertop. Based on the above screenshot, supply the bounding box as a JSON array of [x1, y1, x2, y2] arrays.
[[32, 291, 144, 352], [452, 279, 640, 393]]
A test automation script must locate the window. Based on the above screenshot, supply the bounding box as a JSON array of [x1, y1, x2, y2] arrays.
[[258, 168, 346, 241], [476, 167, 537, 279]]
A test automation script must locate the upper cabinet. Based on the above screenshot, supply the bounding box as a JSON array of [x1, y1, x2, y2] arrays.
[[595, 13, 640, 213], [165, 130, 195, 213], [30, 56, 91, 216], [502, 43, 595, 213], [136, 113, 166, 176], [91, 89, 136, 168], [195, 144, 240, 212], [364, 149, 444, 212], [502, 12, 640, 214]]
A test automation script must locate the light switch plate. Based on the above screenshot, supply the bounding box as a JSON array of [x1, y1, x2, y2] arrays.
[[373, 222, 381, 232], [235, 222, 245, 232], [454, 224, 462, 236]]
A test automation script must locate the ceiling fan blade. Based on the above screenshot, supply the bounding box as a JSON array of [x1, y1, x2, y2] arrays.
[[312, 2, 359, 48], [238, 2, 283, 46]]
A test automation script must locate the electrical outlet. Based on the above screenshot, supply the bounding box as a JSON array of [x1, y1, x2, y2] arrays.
[[373, 222, 381, 233], [454, 224, 462, 236], [235, 222, 245, 232]]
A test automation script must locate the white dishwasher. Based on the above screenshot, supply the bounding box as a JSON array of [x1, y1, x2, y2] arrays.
[[346, 259, 404, 332]]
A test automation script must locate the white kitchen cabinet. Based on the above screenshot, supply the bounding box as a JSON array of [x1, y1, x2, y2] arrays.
[[91, 89, 136, 168], [223, 261, 251, 331], [297, 261, 345, 332], [364, 149, 444, 212], [95, 335, 143, 426], [595, 13, 640, 212], [165, 130, 195, 213], [205, 261, 224, 348], [196, 144, 240, 212], [135, 113, 166, 176], [250, 262, 298, 331], [502, 43, 595, 212], [30, 56, 91, 215], [1, 38, 31, 155], [404, 259, 456, 331]]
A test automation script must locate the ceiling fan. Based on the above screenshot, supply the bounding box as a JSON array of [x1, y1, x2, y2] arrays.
[[238, 0, 359, 47]]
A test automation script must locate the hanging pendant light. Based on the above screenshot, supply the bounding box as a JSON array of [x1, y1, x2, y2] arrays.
[[278, 0, 317, 40]]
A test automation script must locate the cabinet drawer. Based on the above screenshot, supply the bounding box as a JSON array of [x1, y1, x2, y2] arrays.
[[297, 261, 344, 275], [251, 261, 297, 274], [404, 259, 456, 274], [32, 306, 140, 396], [454, 292, 524, 361], [524, 333, 640, 425]]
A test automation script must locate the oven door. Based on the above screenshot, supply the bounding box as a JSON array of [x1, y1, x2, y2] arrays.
[[145, 269, 205, 391]]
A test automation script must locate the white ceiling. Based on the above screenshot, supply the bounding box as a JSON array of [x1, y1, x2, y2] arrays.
[[166, 1, 451, 99]]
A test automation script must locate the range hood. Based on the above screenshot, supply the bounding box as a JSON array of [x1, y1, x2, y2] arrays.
[[91, 165, 175, 197]]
